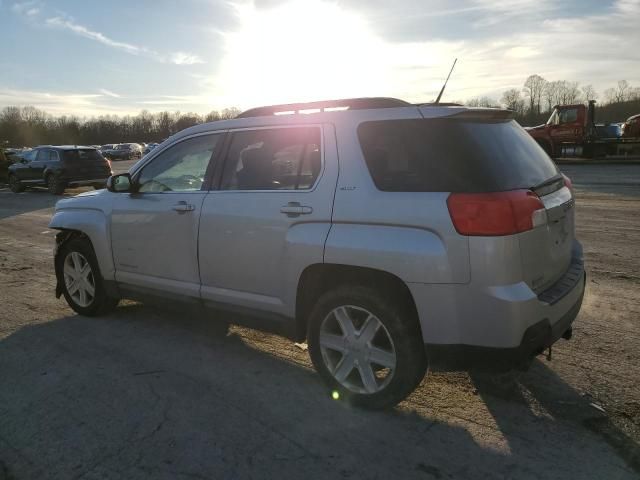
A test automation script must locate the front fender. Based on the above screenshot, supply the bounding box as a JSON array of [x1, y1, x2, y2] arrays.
[[49, 208, 114, 281]]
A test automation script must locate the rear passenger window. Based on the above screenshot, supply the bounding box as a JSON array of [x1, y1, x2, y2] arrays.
[[221, 127, 321, 191]]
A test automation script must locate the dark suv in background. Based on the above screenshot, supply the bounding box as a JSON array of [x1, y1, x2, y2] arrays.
[[8, 146, 112, 195], [103, 143, 143, 161]]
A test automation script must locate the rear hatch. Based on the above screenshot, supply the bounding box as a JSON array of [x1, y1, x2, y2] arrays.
[[408, 109, 575, 290], [62, 149, 112, 179]]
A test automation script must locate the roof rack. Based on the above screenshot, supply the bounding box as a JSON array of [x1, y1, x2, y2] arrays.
[[236, 97, 411, 118]]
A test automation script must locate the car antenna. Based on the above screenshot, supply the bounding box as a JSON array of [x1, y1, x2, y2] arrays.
[[434, 58, 457, 104]]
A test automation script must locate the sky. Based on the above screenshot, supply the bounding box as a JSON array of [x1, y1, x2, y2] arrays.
[[0, 0, 639, 116]]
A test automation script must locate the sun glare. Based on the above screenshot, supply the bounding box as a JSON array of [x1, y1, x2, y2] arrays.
[[214, 0, 390, 108]]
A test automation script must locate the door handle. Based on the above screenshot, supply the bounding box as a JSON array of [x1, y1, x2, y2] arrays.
[[280, 202, 313, 216], [172, 201, 195, 212]]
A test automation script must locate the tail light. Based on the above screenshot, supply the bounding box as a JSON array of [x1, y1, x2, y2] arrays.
[[562, 173, 573, 191], [447, 189, 546, 236]]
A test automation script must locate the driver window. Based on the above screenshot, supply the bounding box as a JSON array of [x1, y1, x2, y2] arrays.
[[559, 108, 578, 124], [137, 134, 221, 193], [22, 150, 38, 163]]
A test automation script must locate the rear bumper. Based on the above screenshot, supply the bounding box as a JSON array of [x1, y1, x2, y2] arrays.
[[425, 274, 585, 371], [410, 241, 586, 371]]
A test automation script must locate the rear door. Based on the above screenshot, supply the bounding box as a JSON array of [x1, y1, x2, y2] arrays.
[[198, 124, 337, 316]]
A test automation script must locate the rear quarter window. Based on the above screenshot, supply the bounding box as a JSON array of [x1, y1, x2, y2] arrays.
[[63, 149, 104, 162], [358, 119, 558, 193]]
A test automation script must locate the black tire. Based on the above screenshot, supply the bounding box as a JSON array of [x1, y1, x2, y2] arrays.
[[47, 174, 65, 195], [307, 284, 427, 409], [8, 174, 25, 193], [55, 236, 119, 316]]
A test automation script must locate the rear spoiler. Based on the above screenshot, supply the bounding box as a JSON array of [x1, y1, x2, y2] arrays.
[[446, 109, 515, 121], [418, 105, 514, 121]]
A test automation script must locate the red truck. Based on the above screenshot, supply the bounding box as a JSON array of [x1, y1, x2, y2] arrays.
[[526, 101, 640, 158]]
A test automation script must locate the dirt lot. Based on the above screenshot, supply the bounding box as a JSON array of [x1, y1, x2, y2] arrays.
[[1, 162, 639, 479]]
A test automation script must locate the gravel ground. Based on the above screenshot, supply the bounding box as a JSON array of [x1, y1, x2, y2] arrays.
[[0, 163, 639, 479]]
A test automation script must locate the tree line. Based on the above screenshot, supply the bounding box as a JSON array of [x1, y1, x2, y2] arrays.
[[0, 107, 241, 148], [3, 76, 640, 147], [466, 77, 640, 126]]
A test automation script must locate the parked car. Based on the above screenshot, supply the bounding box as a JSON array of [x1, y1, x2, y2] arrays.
[[99, 144, 115, 154], [621, 114, 640, 138], [143, 143, 159, 156], [8, 146, 112, 194], [0, 149, 9, 182], [49, 97, 585, 409], [103, 143, 143, 161]]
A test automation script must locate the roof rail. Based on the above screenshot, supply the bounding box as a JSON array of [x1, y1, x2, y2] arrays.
[[419, 102, 464, 107], [236, 97, 411, 118]]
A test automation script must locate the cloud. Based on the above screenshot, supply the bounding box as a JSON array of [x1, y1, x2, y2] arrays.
[[36, 15, 206, 66], [45, 17, 145, 56], [98, 89, 121, 98], [0, 87, 135, 116], [11, 1, 40, 15], [170, 52, 205, 65]]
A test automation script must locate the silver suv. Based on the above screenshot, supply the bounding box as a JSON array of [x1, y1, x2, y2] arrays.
[[50, 98, 585, 409]]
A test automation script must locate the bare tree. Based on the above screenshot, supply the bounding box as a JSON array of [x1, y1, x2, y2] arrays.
[[501, 88, 525, 115], [465, 96, 498, 108], [544, 81, 562, 112], [555, 81, 581, 104], [523, 74, 547, 115], [581, 84, 598, 102]]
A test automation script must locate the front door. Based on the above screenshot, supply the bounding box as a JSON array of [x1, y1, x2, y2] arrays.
[[198, 125, 337, 316], [110, 132, 224, 298], [550, 107, 580, 147], [14, 149, 38, 182]]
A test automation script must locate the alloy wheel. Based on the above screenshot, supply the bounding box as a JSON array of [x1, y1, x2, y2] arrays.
[[63, 251, 96, 307], [319, 305, 397, 394]]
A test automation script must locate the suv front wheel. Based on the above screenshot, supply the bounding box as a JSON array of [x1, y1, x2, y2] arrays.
[[56, 237, 119, 316], [307, 285, 427, 409], [8, 174, 25, 193]]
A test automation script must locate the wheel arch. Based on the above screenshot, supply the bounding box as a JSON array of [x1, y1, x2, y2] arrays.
[[294, 263, 421, 342], [50, 209, 114, 282]]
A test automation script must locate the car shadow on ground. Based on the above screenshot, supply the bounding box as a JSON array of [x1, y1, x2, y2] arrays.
[[0, 304, 637, 479], [0, 186, 93, 221], [470, 364, 640, 475]]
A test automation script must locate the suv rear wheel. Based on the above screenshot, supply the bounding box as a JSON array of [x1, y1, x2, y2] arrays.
[[307, 285, 427, 409], [8, 174, 25, 193], [56, 237, 119, 316], [47, 174, 65, 195]]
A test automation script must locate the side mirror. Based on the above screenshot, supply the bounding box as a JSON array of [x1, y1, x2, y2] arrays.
[[107, 173, 134, 193]]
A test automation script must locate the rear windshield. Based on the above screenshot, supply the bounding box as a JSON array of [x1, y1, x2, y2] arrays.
[[358, 119, 558, 192], [63, 149, 104, 162]]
